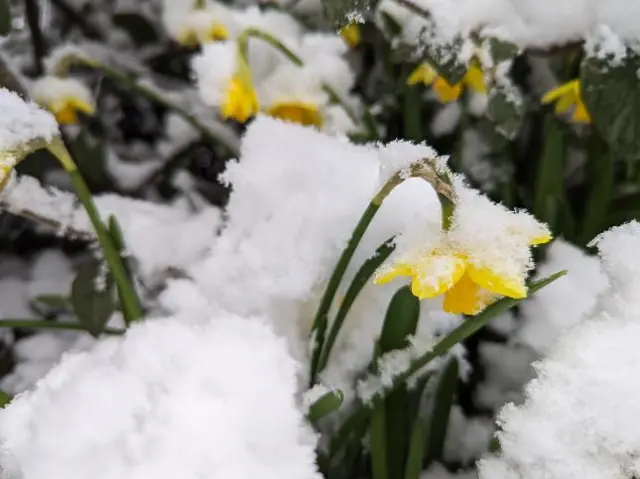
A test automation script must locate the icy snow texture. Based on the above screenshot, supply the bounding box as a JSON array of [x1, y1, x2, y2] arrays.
[[0, 88, 58, 155], [191, 41, 238, 109], [478, 221, 640, 479], [0, 314, 320, 479], [179, 116, 460, 387], [517, 239, 608, 355], [377, 0, 640, 51]]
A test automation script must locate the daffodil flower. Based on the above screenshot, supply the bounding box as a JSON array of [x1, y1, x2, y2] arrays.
[[31, 76, 96, 125], [375, 181, 551, 315], [168, 4, 232, 47], [542, 79, 591, 124], [340, 24, 361, 49], [407, 61, 487, 103], [221, 55, 260, 123]]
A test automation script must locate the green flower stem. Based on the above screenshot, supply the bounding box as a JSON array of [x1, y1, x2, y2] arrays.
[[308, 159, 456, 385], [0, 319, 125, 335], [316, 238, 395, 373], [48, 139, 143, 324], [78, 60, 239, 156], [237, 27, 378, 140]]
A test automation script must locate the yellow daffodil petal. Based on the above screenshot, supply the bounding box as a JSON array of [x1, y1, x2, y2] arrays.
[[340, 24, 361, 48], [407, 64, 438, 86], [554, 91, 575, 114], [267, 102, 323, 128], [55, 105, 79, 125], [464, 65, 487, 95], [442, 272, 494, 315], [530, 232, 553, 246], [409, 254, 466, 299], [541, 80, 579, 104], [70, 98, 95, 115], [374, 263, 415, 285], [432, 77, 463, 103], [467, 265, 527, 299], [572, 99, 591, 124]]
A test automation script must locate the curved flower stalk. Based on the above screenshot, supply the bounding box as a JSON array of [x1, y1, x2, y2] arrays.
[[0, 87, 142, 324]]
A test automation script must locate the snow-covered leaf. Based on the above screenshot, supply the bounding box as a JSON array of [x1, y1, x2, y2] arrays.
[[581, 51, 640, 159], [322, 0, 369, 28]]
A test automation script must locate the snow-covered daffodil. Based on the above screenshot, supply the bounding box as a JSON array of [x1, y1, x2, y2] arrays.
[[31, 76, 95, 125], [542, 79, 591, 124], [375, 180, 551, 315], [166, 4, 233, 46], [407, 61, 486, 103], [221, 56, 260, 123], [340, 24, 361, 48]]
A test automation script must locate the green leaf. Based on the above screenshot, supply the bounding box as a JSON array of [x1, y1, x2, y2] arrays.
[[581, 51, 640, 159], [418, 26, 466, 84], [32, 294, 72, 310], [404, 377, 431, 479], [378, 286, 420, 479], [306, 389, 344, 423], [71, 259, 116, 338], [321, 0, 370, 28], [580, 135, 614, 245], [487, 78, 525, 139], [69, 130, 110, 190], [0, 0, 11, 36], [370, 396, 389, 479], [533, 116, 566, 229], [112, 12, 159, 46], [317, 238, 395, 373], [487, 37, 520, 63], [0, 389, 11, 408], [424, 358, 458, 465]]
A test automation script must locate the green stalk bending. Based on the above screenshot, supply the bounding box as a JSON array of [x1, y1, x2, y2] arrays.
[[48, 139, 143, 324]]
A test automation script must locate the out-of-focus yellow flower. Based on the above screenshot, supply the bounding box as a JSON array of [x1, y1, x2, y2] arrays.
[[407, 62, 487, 103], [375, 233, 551, 315], [267, 102, 323, 128], [220, 57, 260, 123], [340, 24, 361, 48], [177, 22, 228, 46], [542, 80, 591, 124], [31, 76, 96, 125]]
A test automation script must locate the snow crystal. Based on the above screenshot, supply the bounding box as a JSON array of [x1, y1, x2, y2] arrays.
[[517, 239, 608, 355], [478, 221, 640, 479], [0, 88, 58, 157], [0, 313, 320, 479]]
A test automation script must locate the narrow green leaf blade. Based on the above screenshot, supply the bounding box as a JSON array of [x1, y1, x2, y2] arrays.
[[370, 397, 389, 479], [0, 389, 11, 408], [580, 135, 614, 245], [424, 358, 458, 465], [533, 116, 566, 229], [307, 389, 344, 423], [0, 0, 11, 36], [71, 260, 116, 338]]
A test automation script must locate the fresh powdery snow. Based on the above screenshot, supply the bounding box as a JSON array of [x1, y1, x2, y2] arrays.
[[478, 221, 640, 479], [0, 314, 320, 479]]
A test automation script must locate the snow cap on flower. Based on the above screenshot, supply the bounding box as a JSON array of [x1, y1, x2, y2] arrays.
[[30, 76, 96, 125], [0, 88, 59, 188], [0, 313, 321, 479], [163, 2, 235, 46], [260, 64, 328, 128]]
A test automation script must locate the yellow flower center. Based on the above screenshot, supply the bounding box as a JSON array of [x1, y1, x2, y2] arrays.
[[340, 24, 361, 48], [50, 97, 95, 125], [221, 75, 260, 124], [176, 29, 199, 47], [203, 23, 228, 43], [266, 102, 323, 128]]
